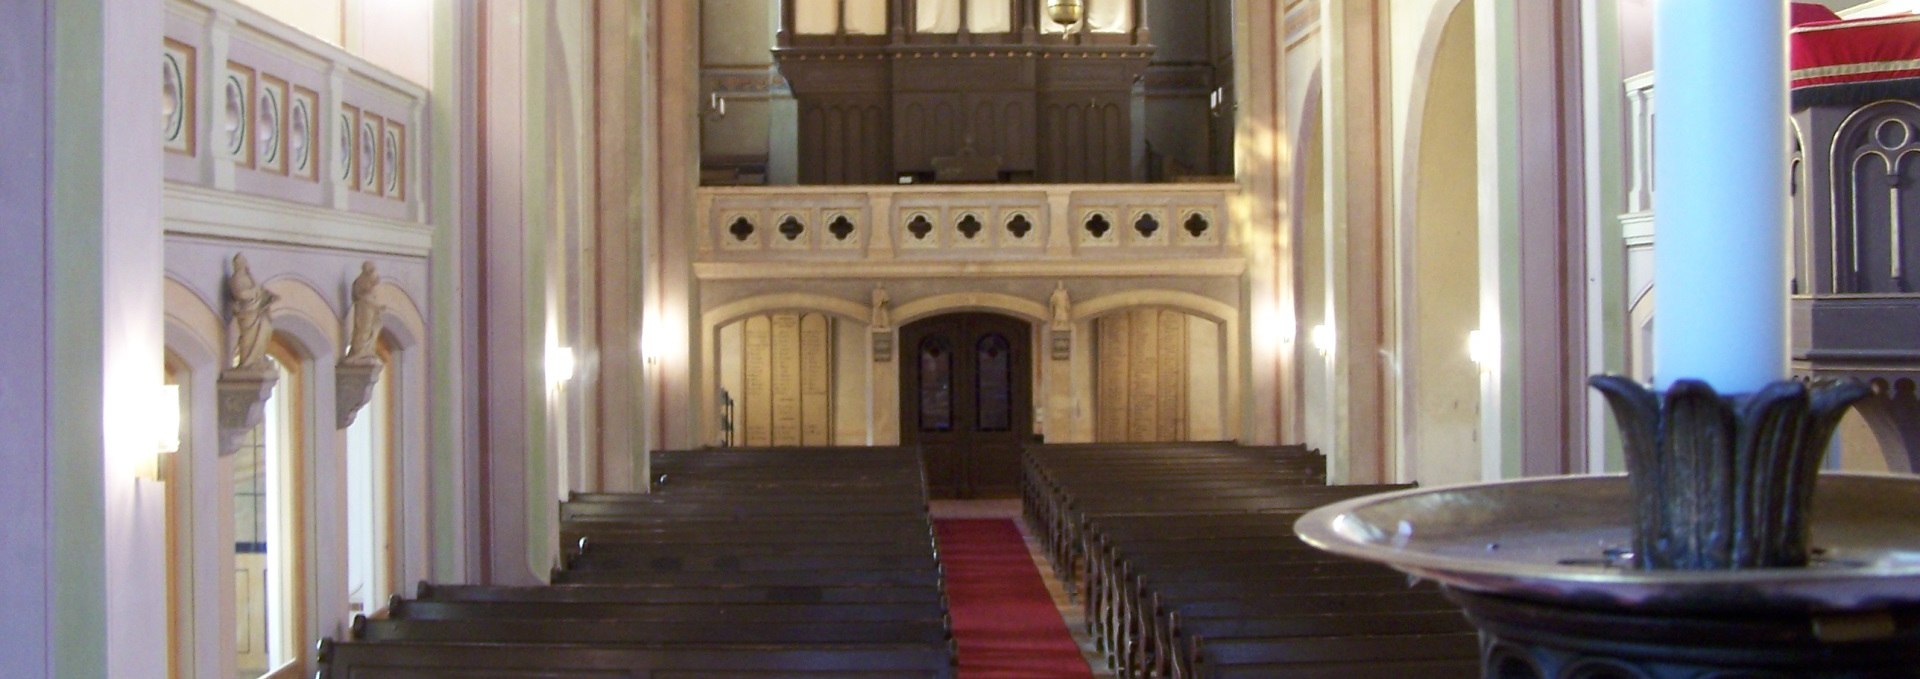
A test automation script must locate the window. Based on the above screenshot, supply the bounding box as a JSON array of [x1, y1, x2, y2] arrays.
[[233, 351, 303, 679], [344, 341, 397, 621], [919, 337, 953, 432], [976, 334, 1012, 432]]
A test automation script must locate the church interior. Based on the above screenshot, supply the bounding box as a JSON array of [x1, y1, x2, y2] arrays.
[[7, 0, 1920, 677]]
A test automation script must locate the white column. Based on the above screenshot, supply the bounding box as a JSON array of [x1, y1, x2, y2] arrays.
[[1652, 0, 1789, 392]]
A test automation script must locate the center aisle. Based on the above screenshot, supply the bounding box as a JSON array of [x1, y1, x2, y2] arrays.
[[935, 519, 1098, 679]]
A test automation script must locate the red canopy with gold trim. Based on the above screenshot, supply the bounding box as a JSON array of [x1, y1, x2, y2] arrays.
[[1791, 10, 1920, 91]]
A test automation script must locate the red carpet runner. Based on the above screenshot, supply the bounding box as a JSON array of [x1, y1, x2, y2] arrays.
[[935, 519, 1096, 679]]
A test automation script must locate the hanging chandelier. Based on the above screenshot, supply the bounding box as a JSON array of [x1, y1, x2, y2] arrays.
[[1046, 0, 1084, 27]]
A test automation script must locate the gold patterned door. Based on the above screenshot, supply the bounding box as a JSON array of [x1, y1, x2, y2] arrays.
[[900, 313, 1032, 499]]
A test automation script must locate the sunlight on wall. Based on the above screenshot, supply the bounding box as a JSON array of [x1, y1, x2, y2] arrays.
[[235, 0, 433, 86], [234, 0, 342, 44]]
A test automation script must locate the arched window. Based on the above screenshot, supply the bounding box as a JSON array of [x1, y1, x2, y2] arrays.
[[919, 336, 954, 432], [233, 346, 305, 679], [345, 340, 398, 620]]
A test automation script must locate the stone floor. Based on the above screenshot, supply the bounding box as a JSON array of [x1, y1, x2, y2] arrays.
[[930, 499, 1114, 678]]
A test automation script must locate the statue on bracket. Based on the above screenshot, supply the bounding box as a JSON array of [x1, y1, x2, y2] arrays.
[[870, 285, 892, 331], [227, 253, 278, 374], [1049, 281, 1073, 361], [870, 285, 894, 362], [219, 253, 280, 456], [336, 261, 386, 429], [343, 261, 385, 366], [1050, 281, 1073, 330]]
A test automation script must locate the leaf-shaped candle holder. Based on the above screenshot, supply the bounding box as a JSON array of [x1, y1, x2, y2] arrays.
[[1589, 376, 1870, 570]]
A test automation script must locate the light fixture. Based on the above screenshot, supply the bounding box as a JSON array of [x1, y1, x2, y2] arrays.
[[1310, 324, 1335, 356], [1047, 0, 1084, 27], [1270, 311, 1298, 346], [1468, 329, 1498, 368], [640, 326, 663, 367], [547, 347, 577, 387], [143, 383, 182, 482], [157, 384, 182, 454], [702, 92, 727, 122]]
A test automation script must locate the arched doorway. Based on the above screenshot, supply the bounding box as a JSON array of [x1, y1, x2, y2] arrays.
[[900, 313, 1032, 499]]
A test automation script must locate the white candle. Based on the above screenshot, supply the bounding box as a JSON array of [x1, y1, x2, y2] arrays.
[[1652, 0, 1790, 392]]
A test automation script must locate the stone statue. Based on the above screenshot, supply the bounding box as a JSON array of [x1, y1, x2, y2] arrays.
[[227, 253, 278, 372], [1050, 282, 1072, 330], [344, 261, 384, 365], [871, 286, 892, 330]]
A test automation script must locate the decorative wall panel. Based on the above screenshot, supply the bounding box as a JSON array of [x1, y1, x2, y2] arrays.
[[163, 39, 197, 155], [771, 313, 804, 445], [743, 316, 773, 446], [801, 314, 833, 445], [1096, 308, 1194, 442], [736, 313, 836, 447]]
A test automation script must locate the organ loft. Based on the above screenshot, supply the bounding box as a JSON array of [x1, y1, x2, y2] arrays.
[[7, 1, 1920, 678]]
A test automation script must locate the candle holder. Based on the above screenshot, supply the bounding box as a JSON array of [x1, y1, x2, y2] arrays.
[[1589, 375, 1870, 570], [1297, 376, 1920, 678]]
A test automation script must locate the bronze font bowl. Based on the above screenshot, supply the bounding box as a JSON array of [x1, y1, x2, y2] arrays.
[[1295, 473, 1920, 613]]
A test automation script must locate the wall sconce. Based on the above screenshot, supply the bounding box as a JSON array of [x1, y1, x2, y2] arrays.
[[1467, 329, 1498, 369], [546, 347, 577, 387], [640, 326, 663, 367], [702, 92, 727, 122], [1270, 311, 1298, 346], [1310, 324, 1335, 357], [140, 383, 182, 481]]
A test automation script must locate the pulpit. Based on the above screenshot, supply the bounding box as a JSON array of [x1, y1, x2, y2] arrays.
[[1789, 12, 1920, 471]]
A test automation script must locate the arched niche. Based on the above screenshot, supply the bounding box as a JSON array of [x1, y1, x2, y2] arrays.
[[1396, 0, 1481, 488], [1075, 290, 1239, 444]]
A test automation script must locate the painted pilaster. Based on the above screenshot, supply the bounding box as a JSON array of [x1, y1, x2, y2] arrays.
[[478, 1, 538, 585], [0, 1, 57, 674], [1475, 0, 1590, 480], [44, 0, 169, 677], [595, 0, 646, 491], [428, 0, 477, 582], [657, 0, 702, 450], [1580, 0, 1628, 473], [1234, 0, 1289, 447], [1322, 0, 1391, 483]]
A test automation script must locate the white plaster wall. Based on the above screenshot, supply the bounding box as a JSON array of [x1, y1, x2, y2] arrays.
[[1405, 3, 1482, 488], [1187, 316, 1226, 440], [1387, 0, 1461, 209], [834, 318, 870, 444], [346, 0, 435, 86], [234, 0, 343, 44], [1297, 126, 1331, 453]]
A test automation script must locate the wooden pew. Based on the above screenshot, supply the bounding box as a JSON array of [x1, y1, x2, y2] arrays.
[[1022, 442, 1477, 679], [323, 446, 956, 678], [320, 640, 955, 678]]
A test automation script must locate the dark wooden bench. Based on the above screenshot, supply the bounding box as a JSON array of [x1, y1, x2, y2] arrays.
[[1021, 442, 1476, 679], [319, 640, 956, 678], [323, 446, 956, 678]]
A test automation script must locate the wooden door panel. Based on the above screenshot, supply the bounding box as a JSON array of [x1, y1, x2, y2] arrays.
[[901, 313, 1032, 499]]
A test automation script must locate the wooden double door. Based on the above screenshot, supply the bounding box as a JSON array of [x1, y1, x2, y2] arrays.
[[900, 313, 1032, 499]]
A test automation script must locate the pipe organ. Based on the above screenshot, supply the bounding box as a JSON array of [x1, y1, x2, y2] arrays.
[[775, 0, 1154, 184]]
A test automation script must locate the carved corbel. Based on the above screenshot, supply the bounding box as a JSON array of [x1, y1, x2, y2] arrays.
[[335, 358, 383, 429], [218, 367, 278, 456], [1050, 329, 1072, 361]]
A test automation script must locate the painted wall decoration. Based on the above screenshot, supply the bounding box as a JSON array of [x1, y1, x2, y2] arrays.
[[163, 39, 196, 155]]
